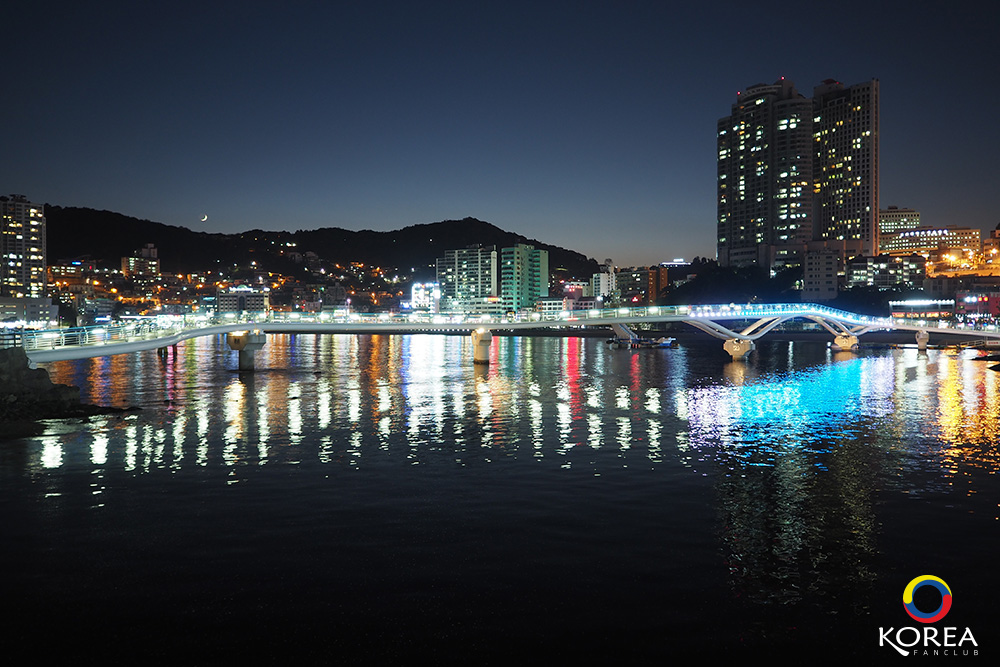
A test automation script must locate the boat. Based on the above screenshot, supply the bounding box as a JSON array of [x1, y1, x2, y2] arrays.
[[606, 336, 677, 349]]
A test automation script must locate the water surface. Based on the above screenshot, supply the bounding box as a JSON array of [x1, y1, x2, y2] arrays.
[[3, 334, 996, 660]]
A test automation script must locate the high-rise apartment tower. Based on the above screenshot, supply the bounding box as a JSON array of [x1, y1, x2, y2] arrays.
[[717, 78, 879, 268], [812, 79, 879, 256], [1, 194, 46, 298], [500, 243, 548, 313]]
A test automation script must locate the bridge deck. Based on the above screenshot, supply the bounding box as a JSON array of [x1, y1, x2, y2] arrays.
[[9, 303, 999, 362]]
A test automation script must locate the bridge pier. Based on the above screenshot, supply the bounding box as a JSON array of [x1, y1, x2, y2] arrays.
[[915, 330, 930, 350], [723, 338, 755, 361], [831, 334, 859, 351], [471, 328, 492, 365], [227, 331, 267, 371]]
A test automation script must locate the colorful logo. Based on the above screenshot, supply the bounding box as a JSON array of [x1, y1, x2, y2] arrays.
[[903, 575, 952, 623]]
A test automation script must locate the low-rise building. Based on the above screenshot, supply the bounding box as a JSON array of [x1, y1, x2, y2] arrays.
[[880, 226, 981, 261], [846, 254, 926, 290], [955, 292, 1000, 321], [888, 299, 955, 321], [0, 296, 58, 327], [216, 285, 270, 313], [802, 250, 839, 301], [122, 244, 161, 278]]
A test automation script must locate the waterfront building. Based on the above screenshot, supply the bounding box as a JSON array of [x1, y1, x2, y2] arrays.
[[888, 298, 954, 320], [717, 78, 814, 268], [717, 78, 879, 269], [73, 295, 116, 325], [812, 79, 879, 256], [923, 273, 1000, 300], [0, 296, 57, 327], [560, 281, 591, 299], [879, 206, 920, 236], [616, 267, 651, 305], [436, 245, 498, 313], [436, 243, 549, 315], [612, 265, 670, 306], [879, 226, 981, 262], [845, 254, 926, 290], [535, 296, 572, 316], [801, 249, 839, 301], [955, 292, 1000, 321], [589, 258, 617, 304], [533, 295, 599, 313], [590, 270, 616, 300], [291, 284, 324, 312], [1, 194, 46, 298], [322, 282, 349, 307], [216, 285, 269, 313], [409, 282, 440, 311], [500, 244, 548, 314]]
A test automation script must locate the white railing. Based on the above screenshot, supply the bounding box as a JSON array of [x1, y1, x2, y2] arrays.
[[11, 303, 1000, 355], [18, 321, 187, 351]]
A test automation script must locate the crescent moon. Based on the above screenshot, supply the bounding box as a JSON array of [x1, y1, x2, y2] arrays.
[[201, 215, 208, 222]]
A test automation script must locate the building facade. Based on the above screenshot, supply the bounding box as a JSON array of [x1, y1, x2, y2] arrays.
[[435, 245, 499, 313], [983, 223, 1000, 262], [845, 254, 926, 290], [590, 266, 617, 302], [1, 194, 46, 298], [122, 243, 161, 278], [436, 244, 551, 315], [717, 78, 879, 269], [0, 296, 57, 326], [717, 79, 814, 268], [879, 206, 920, 236], [879, 226, 981, 261], [409, 282, 440, 311], [216, 285, 270, 313], [812, 79, 879, 256], [500, 244, 548, 314], [802, 249, 840, 301]]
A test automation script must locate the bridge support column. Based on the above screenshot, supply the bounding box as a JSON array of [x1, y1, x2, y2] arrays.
[[723, 338, 754, 361], [915, 330, 930, 350], [471, 328, 492, 365], [227, 331, 267, 371], [831, 334, 859, 351]]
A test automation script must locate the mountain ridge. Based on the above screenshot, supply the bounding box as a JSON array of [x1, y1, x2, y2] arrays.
[[45, 207, 600, 279]]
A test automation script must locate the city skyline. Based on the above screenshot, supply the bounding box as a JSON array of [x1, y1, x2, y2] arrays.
[[3, 1, 998, 266]]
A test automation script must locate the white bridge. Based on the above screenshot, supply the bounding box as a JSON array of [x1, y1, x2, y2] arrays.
[[9, 302, 999, 366]]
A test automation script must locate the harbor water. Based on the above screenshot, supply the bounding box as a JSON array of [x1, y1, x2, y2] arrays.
[[3, 334, 996, 661]]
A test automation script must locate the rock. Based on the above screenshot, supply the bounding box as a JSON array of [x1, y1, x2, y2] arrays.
[[0, 347, 125, 426]]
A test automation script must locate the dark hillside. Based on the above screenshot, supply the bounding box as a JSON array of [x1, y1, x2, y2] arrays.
[[46, 207, 599, 279]]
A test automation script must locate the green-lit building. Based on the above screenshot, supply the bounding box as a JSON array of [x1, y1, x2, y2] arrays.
[[500, 244, 548, 314]]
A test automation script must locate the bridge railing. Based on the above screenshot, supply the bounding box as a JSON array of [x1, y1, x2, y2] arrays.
[[11, 303, 1000, 354], [19, 321, 186, 351]]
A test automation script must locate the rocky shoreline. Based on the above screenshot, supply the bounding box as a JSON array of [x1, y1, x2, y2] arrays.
[[0, 347, 132, 435]]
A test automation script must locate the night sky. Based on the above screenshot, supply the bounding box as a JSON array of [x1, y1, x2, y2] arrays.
[[4, 1, 998, 266]]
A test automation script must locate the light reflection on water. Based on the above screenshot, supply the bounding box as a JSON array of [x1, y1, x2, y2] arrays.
[[33, 334, 1000, 503], [11, 334, 1000, 658], [32, 334, 1000, 508]]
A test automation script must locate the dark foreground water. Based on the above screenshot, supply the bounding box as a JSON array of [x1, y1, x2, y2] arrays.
[[3, 334, 996, 662]]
